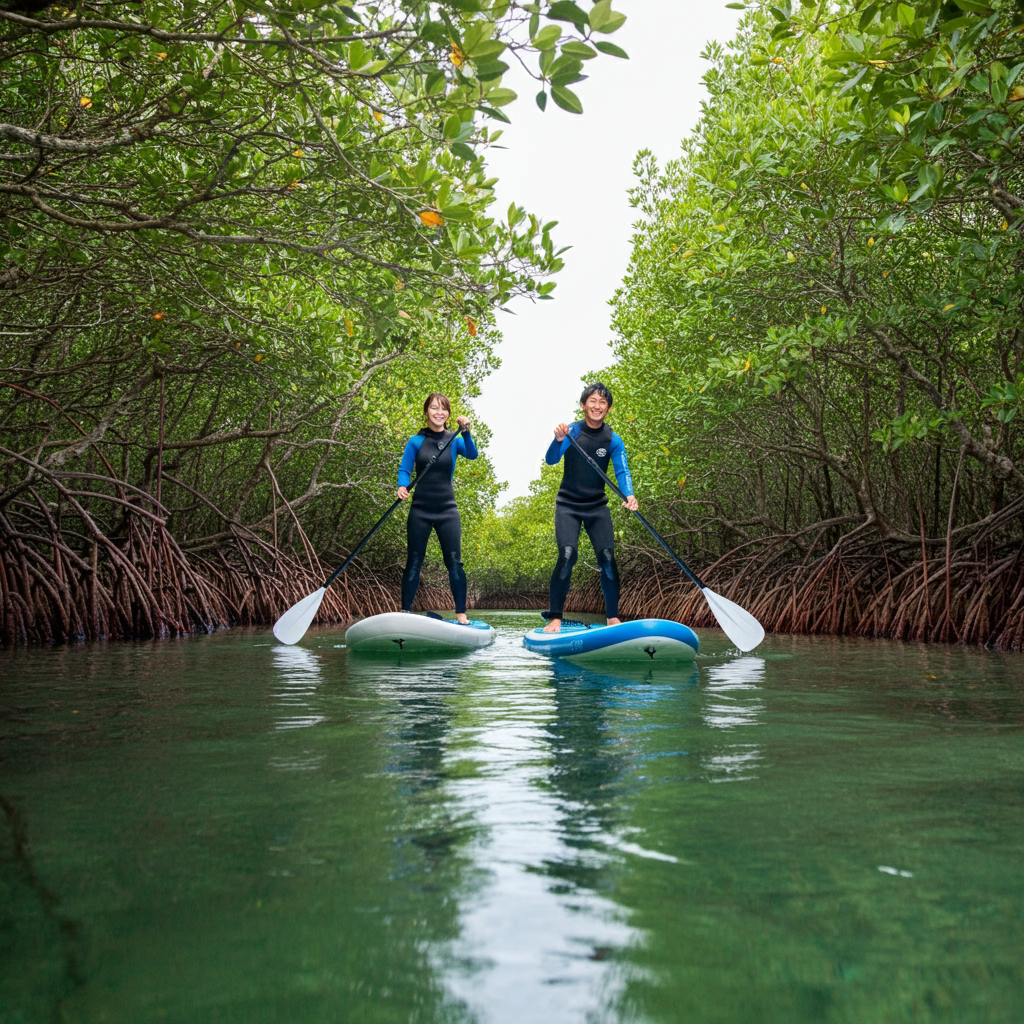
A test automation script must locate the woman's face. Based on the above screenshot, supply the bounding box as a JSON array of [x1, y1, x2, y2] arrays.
[[427, 398, 450, 430]]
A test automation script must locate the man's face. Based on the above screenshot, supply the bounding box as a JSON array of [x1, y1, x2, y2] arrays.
[[582, 392, 609, 424]]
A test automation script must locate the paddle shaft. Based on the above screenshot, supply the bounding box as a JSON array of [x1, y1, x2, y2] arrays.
[[322, 428, 464, 589], [562, 428, 708, 590]]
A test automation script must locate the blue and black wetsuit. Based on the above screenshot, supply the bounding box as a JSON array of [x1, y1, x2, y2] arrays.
[[545, 421, 634, 619], [398, 427, 478, 613]]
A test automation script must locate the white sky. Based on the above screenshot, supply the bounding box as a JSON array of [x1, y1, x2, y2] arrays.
[[473, 0, 742, 504]]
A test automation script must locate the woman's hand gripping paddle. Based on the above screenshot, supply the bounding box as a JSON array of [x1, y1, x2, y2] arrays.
[[272, 429, 462, 644], [562, 430, 765, 652]]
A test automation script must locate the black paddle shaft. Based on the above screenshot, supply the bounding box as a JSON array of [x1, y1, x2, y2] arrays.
[[323, 429, 461, 589], [562, 429, 708, 591]]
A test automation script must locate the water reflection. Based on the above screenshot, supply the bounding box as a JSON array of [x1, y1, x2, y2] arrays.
[[700, 656, 766, 783], [268, 645, 327, 775], [270, 645, 327, 731], [434, 649, 647, 1023]]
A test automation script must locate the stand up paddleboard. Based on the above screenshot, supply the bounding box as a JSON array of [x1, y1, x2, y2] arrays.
[[523, 618, 698, 663], [345, 612, 494, 653]]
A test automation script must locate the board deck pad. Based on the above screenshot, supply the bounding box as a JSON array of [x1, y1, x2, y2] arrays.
[[522, 618, 698, 663], [345, 611, 494, 653]]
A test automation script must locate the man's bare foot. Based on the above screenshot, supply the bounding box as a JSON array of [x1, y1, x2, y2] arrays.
[[542, 617, 562, 633], [456, 612, 469, 624], [606, 617, 621, 626]]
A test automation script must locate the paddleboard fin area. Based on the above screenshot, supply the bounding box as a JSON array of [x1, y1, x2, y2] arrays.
[[523, 618, 698, 663], [345, 611, 494, 653]]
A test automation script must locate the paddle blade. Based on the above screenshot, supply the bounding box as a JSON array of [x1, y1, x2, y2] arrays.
[[272, 587, 326, 645], [702, 587, 765, 652]]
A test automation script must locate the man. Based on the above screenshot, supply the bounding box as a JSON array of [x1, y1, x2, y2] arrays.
[[542, 381, 638, 634]]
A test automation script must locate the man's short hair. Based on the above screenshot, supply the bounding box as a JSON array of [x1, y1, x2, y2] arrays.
[[580, 381, 613, 408]]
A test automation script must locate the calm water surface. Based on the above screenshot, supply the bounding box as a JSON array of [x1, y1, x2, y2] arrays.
[[1, 612, 1021, 1024]]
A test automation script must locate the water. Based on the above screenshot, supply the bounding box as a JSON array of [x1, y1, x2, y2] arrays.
[[2, 612, 1021, 1024]]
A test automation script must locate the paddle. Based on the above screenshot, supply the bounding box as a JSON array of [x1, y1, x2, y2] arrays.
[[561, 428, 765, 652], [272, 428, 463, 645]]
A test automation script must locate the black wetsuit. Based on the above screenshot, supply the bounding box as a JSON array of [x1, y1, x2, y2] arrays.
[[399, 428, 476, 613], [544, 421, 635, 619]]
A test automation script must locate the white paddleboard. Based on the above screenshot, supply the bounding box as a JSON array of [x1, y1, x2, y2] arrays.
[[345, 612, 494, 653]]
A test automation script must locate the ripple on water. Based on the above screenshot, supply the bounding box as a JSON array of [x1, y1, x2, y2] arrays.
[[0, 619, 1021, 1024]]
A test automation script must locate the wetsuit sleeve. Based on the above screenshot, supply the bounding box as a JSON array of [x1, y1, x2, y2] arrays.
[[456, 431, 478, 460], [544, 422, 579, 465], [397, 436, 422, 488], [610, 432, 635, 496]]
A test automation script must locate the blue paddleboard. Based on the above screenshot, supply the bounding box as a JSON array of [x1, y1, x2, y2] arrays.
[[523, 618, 698, 663]]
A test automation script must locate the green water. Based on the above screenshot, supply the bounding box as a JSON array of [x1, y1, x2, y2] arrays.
[[1, 612, 1021, 1024]]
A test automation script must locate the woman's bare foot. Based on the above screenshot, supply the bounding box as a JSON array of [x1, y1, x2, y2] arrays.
[[542, 617, 562, 633], [606, 617, 621, 626], [456, 612, 469, 624]]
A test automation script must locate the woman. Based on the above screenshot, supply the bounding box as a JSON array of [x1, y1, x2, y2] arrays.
[[397, 392, 477, 622]]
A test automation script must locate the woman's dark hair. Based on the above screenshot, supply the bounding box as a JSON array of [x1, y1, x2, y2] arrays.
[[580, 381, 613, 408], [422, 392, 452, 426]]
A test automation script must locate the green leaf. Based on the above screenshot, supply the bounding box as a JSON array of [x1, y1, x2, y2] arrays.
[[478, 104, 511, 123], [462, 20, 494, 53], [485, 87, 518, 107], [549, 55, 583, 78], [468, 40, 506, 60], [858, 3, 883, 29], [838, 67, 868, 95], [550, 84, 583, 114], [357, 59, 389, 76], [475, 60, 509, 81], [896, 3, 915, 29], [532, 25, 562, 50], [725, 3, 747, 8], [450, 142, 476, 161], [535, 89, 548, 111], [348, 38, 367, 70], [425, 70, 447, 95], [594, 41, 628, 59], [938, 15, 976, 34], [589, 0, 626, 34], [443, 113, 463, 140], [442, 203, 475, 222], [561, 41, 598, 60], [547, 1, 589, 26]]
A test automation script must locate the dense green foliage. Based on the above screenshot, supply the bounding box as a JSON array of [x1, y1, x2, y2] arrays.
[[0, 0, 630, 638], [471, 0, 1023, 636]]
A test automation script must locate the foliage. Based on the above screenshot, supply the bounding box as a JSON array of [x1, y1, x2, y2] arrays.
[[0, 0, 630, 639], [465, 460, 561, 597], [598, 0, 1023, 570]]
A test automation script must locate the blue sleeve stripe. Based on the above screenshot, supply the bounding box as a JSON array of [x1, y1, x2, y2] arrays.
[[397, 435, 423, 487], [610, 432, 635, 496], [456, 432, 479, 461], [546, 422, 583, 465]]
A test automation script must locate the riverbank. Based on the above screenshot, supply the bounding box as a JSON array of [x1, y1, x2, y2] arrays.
[[559, 547, 1024, 651], [0, 525, 452, 645], [4, 531, 1022, 649]]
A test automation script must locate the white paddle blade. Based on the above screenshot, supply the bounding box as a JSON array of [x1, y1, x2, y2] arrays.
[[702, 587, 765, 652], [272, 587, 326, 645]]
